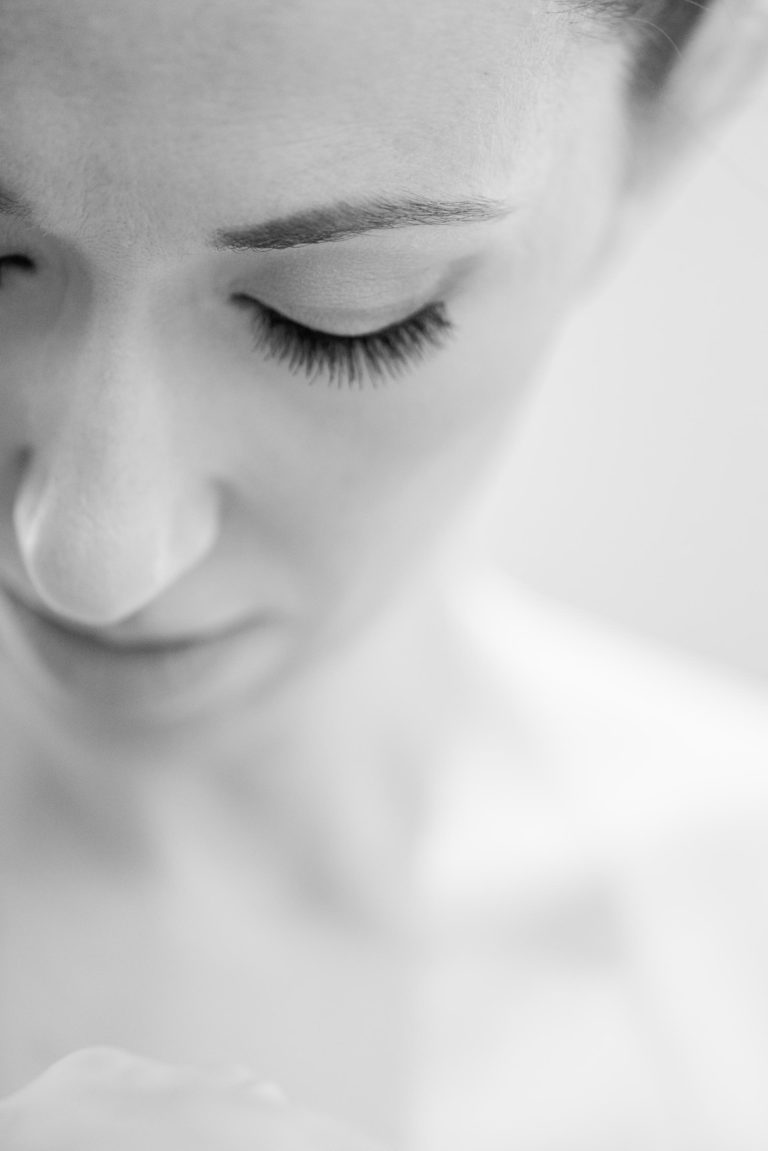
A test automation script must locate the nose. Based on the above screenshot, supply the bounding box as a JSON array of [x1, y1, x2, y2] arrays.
[[12, 331, 220, 627]]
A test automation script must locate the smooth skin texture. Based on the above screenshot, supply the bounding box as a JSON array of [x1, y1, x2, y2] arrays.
[[0, 0, 629, 725], [0, 0, 642, 944], [0, 0, 766, 1148], [0, 0, 759, 747]]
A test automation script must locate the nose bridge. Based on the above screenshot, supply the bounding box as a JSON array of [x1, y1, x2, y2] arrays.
[[13, 300, 219, 625], [53, 303, 175, 500]]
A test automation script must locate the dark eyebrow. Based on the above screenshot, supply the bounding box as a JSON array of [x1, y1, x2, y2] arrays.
[[0, 184, 513, 248], [212, 195, 513, 251]]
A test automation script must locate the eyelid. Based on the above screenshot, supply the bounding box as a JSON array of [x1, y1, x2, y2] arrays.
[[230, 247, 479, 325], [237, 294, 455, 388], [230, 291, 423, 338]]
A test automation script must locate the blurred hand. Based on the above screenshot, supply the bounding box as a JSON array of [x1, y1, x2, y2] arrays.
[[0, 1047, 386, 1151]]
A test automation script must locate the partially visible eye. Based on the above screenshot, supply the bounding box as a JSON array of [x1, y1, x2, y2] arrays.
[[0, 253, 37, 287], [231, 293, 456, 389]]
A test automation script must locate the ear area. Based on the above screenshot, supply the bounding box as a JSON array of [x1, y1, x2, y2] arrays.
[[624, 0, 768, 198]]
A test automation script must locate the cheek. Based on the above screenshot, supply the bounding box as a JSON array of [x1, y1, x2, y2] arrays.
[[212, 314, 540, 624], [200, 167, 626, 623]]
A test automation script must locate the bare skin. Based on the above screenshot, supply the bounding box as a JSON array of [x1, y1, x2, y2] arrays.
[[0, 0, 764, 1147], [0, 2, 628, 1129]]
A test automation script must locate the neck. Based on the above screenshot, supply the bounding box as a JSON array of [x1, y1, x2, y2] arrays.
[[0, 551, 472, 929]]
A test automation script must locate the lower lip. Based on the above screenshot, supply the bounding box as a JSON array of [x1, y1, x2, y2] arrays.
[[0, 591, 278, 720]]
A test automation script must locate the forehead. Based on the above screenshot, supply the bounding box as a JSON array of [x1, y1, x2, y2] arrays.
[[0, 0, 581, 254]]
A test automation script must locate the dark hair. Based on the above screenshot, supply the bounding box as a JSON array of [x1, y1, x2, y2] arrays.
[[575, 0, 713, 96]]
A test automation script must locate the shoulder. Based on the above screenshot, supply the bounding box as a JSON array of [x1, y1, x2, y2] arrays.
[[421, 568, 768, 1148], [425, 563, 768, 902], [447, 563, 768, 777]]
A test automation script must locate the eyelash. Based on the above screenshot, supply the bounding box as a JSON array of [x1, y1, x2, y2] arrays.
[[233, 294, 456, 388], [0, 255, 456, 389]]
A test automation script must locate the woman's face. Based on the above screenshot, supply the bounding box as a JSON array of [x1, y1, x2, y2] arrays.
[[0, 0, 631, 729]]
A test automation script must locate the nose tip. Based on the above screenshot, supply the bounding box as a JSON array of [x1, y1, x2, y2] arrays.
[[13, 462, 220, 628]]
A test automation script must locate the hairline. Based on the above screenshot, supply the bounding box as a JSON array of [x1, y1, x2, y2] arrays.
[[557, 0, 713, 96]]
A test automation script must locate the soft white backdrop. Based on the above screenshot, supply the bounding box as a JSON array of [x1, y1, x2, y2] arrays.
[[499, 64, 768, 683]]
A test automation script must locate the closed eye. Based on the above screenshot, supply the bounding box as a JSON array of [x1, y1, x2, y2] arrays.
[[231, 293, 456, 388]]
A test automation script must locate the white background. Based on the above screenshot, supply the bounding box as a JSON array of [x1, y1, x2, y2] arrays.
[[500, 64, 768, 682]]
